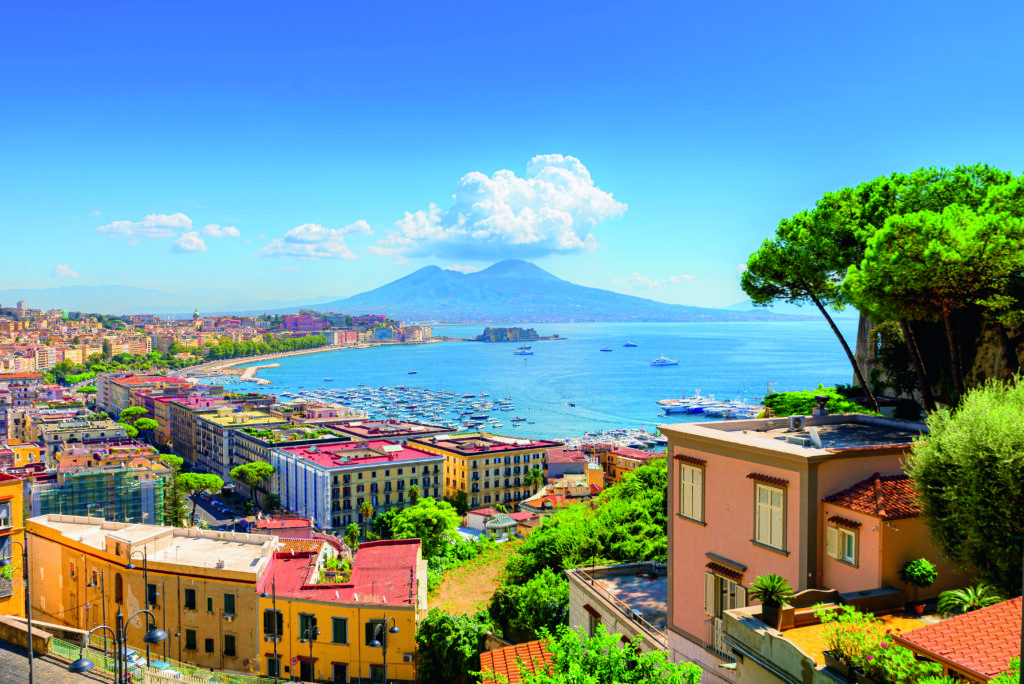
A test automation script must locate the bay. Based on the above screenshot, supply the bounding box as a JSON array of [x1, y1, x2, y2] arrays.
[[237, 320, 861, 441]]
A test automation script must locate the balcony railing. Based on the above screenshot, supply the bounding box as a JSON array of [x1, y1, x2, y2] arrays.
[[704, 616, 735, 662]]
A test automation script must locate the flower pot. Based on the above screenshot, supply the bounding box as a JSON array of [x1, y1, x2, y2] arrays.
[[855, 668, 881, 684], [823, 651, 855, 682], [909, 601, 926, 616], [761, 603, 784, 630]]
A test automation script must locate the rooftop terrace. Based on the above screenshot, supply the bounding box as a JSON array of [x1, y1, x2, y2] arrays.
[[568, 561, 668, 645], [277, 439, 441, 469], [410, 431, 563, 455], [336, 419, 454, 439]]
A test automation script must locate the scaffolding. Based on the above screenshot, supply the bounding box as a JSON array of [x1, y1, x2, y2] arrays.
[[29, 465, 167, 524]]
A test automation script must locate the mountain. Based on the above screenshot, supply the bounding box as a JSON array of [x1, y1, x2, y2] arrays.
[[0, 285, 335, 316], [725, 299, 859, 319], [313, 260, 815, 323]]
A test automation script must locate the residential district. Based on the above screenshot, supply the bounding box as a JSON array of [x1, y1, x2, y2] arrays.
[[0, 302, 1016, 684]]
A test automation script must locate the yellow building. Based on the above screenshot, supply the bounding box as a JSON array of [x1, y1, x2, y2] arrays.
[[0, 440, 42, 468], [408, 432, 562, 510], [26, 515, 428, 682], [257, 538, 425, 682], [596, 445, 661, 483], [0, 472, 26, 617]]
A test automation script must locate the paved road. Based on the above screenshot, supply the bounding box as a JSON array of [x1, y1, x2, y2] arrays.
[[0, 639, 109, 684]]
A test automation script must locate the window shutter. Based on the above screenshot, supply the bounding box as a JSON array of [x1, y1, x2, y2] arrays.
[[704, 572, 716, 616], [263, 610, 272, 635], [692, 467, 703, 521], [733, 584, 747, 609], [826, 525, 838, 559]]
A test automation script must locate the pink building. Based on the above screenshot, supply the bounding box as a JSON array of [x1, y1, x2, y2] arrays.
[[282, 314, 324, 332], [660, 413, 965, 681]]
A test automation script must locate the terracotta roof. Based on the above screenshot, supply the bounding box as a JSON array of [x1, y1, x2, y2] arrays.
[[608, 446, 658, 460], [894, 597, 1020, 680], [673, 453, 707, 466], [822, 472, 922, 520], [256, 517, 311, 530], [545, 448, 587, 464], [747, 472, 790, 487], [480, 640, 553, 684], [828, 515, 862, 529], [468, 508, 499, 516], [706, 562, 743, 582]]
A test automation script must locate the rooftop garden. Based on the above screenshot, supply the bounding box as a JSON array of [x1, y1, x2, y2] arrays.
[[240, 426, 339, 442], [317, 556, 352, 584]]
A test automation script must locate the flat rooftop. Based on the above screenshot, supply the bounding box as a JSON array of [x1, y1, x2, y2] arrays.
[[335, 419, 454, 439], [29, 515, 276, 575], [200, 410, 288, 428], [570, 562, 668, 638], [409, 432, 563, 455], [277, 439, 442, 469], [661, 413, 927, 457], [237, 425, 351, 445]]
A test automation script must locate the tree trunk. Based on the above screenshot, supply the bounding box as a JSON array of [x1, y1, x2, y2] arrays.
[[191, 494, 199, 526], [943, 309, 965, 402], [806, 291, 880, 413], [899, 319, 937, 413], [993, 320, 1020, 385]]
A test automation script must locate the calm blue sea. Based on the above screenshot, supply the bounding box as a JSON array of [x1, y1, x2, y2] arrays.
[[235, 320, 861, 441]]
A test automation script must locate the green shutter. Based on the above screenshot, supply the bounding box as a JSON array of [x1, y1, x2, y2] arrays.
[[332, 617, 348, 644]]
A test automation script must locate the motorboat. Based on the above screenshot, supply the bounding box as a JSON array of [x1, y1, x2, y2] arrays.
[[623, 341, 638, 347], [650, 356, 679, 366], [600, 348, 613, 352]]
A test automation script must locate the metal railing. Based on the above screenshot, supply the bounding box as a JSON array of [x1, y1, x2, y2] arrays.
[[703, 616, 735, 662], [571, 561, 668, 648]]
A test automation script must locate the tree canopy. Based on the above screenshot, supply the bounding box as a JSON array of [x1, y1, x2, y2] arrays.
[[230, 461, 275, 507], [414, 609, 495, 684], [177, 473, 225, 525], [906, 377, 1024, 595], [390, 497, 461, 559]]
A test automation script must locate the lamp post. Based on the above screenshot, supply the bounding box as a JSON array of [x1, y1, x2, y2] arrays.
[[125, 550, 151, 666], [259, 577, 279, 683], [68, 608, 166, 684], [368, 616, 400, 684], [300, 623, 320, 683], [1, 539, 33, 684], [86, 569, 108, 658]]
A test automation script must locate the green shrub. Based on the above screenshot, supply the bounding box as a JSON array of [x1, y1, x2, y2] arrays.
[[762, 385, 877, 417]]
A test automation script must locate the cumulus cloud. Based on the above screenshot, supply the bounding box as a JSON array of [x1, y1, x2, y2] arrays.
[[202, 224, 240, 238], [614, 272, 695, 288], [97, 213, 193, 241], [89, 210, 102, 217], [444, 264, 478, 273], [667, 274, 694, 284], [371, 154, 626, 259], [173, 231, 207, 252], [258, 220, 371, 260], [54, 264, 80, 278]]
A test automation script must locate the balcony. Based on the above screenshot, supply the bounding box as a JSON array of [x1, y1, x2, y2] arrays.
[[0, 578, 13, 599]]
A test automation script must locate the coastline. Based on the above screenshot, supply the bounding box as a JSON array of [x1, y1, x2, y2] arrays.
[[173, 339, 441, 381]]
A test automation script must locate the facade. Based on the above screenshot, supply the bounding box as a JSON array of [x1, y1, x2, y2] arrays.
[[0, 439, 43, 468], [335, 420, 454, 444], [36, 418, 128, 461], [270, 439, 443, 531], [596, 445, 662, 483], [98, 374, 191, 417], [565, 562, 667, 653], [408, 432, 562, 510], [194, 408, 287, 477], [269, 400, 368, 426], [0, 472, 25, 616], [660, 413, 934, 681], [545, 448, 589, 480], [231, 426, 352, 499]]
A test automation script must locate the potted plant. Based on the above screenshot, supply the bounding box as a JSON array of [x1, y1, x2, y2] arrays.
[[750, 573, 794, 630], [814, 604, 882, 682], [936, 584, 1003, 615], [899, 558, 937, 615]]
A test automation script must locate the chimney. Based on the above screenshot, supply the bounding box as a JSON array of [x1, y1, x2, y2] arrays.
[[813, 395, 830, 417]]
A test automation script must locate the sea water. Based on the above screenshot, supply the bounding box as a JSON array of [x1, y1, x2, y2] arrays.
[[236, 320, 861, 440]]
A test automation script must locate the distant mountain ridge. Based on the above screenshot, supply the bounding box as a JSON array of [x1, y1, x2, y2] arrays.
[[313, 260, 814, 323]]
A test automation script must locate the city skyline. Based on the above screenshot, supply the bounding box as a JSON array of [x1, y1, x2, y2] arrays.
[[3, 2, 1024, 310]]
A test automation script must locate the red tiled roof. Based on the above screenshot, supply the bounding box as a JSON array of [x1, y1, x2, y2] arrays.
[[895, 597, 1020, 679], [480, 640, 553, 684], [706, 562, 743, 582], [673, 453, 707, 466], [256, 517, 311, 530], [822, 472, 922, 520], [609, 446, 657, 460], [545, 448, 587, 463], [279, 439, 440, 469], [0, 372, 43, 379], [507, 511, 538, 522], [747, 472, 790, 487], [468, 508, 499, 516], [828, 515, 862, 529]]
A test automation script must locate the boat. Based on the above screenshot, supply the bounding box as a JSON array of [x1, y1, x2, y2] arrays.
[[650, 356, 679, 367], [408, 370, 418, 374], [623, 341, 638, 347], [518, 344, 532, 350], [600, 348, 613, 352], [513, 350, 534, 356]]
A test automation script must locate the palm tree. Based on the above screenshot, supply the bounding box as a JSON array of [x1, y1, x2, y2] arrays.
[[408, 484, 420, 504], [360, 501, 374, 539], [525, 467, 544, 494], [937, 584, 1003, 615]]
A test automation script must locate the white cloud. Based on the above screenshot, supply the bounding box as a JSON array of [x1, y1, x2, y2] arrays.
[[89, 210, 101, 217], [629, 272, 660, 288], [258, 220, 370, 260], [444, 264, 478, 273], [54, 264, 80, 278], [615, 272, 694, 289], [173, 231, 207, 252], [97, 213, 193, 240], [371, 154, 626, 259], [202, 224, 240, 238], [667, 274, 694, 284]]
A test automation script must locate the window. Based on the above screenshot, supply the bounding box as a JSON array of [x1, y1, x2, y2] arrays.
[[583, 605, 602, 637], [332, 617, 348, 644], [365, 619, 385, 645], [0, 503, 11, 528], [678, 464, 704, 522], [184, 588, 196, 610], [826, 525, 858, 565], [754, 483, 785, 550], [370, 665, 385, 684], [704, 572, 747, 618], [205, 638, 214, 653], [224, 593, 235, 616], [224, 634, 236, 656], [264, 609, 283, 636], [207, 596, 214, 613], [115, 574, 124, 604], [185, 629, 197, 650], [146, 583, 158, 606], [266, 656, 281, 678], [299, 613, 318, 638]]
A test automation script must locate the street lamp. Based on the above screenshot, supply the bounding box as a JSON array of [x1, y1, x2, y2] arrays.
[[125, 549, 152, 665], [368, 616, 400, 684], [0, 539, 33, 684], [86, 569, 108, 658], [68, 608, 166, 684], [259, 577, 280, 683], [299, 624, 320, 682]]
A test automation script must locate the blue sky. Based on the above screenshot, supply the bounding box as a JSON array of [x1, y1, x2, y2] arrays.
[[2, 1, 1024, 310]]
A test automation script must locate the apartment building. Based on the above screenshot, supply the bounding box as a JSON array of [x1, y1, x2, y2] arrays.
[[231, 426, 352, 500], [596, 445, 662, 483], [194, 408, 287, 477], [0, 472, 25, 617], [408, 432, 561, 510], [335, 419, 454, 444], [270, 439, 443, 531]]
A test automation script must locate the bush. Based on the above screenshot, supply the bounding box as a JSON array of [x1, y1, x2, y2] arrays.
[[898, 559, 937, 589], [763, 385, 877, 417]]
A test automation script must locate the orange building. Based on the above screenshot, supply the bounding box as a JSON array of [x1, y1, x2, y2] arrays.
[[0, 472, 26, 617]]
